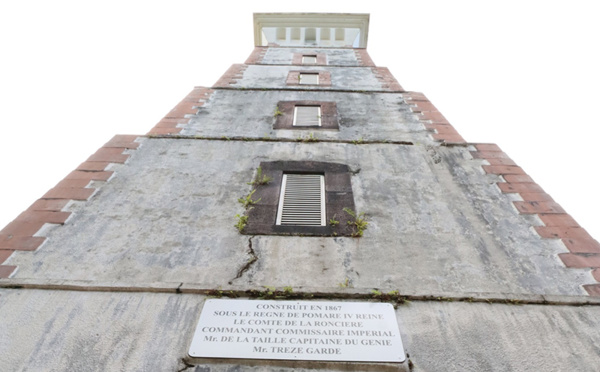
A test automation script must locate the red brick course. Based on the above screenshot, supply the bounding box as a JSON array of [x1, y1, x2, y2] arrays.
[[213, 64, 248, 88], [372, 67, 404, 91], [482, 165, 525, 175], [538, 213, 580, 227], [77, 161, 110, 171], [147, 87, 214, 136], [583, 284, 600, 296], [42, 187, 95, 200], [0, 134, 140, 276], [0, 235, 45, 251], [474, 143, 501, 152], [27, 199, 70, 212], [0, 221, 46, 237], [518, 192, 553, 202], [484, 158, 517, 166], [354, 49, 375, 67], [404, 92, 465, 143], [245, 47, 268, 64], [559, 253, 600, 268], [16, 211, 71, 224], [0, 250, 13, 264], [103, 135, 140, 149], [535, 226, 592, 239], [0, 265, 16, 278], [498, 182, 544, 193], [562, 238, 600, 254], [472, 143, 600, 295], [503, 174, 536, 183], [513, 201, 565, 214], [87, 147, 129, 163], [66, 170, 113, 181]]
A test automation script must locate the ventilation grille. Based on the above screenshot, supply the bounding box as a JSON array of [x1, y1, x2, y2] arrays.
[[299, 73, 319, 85], [276, 174, 325, 226], [293, 106, 321, 126]]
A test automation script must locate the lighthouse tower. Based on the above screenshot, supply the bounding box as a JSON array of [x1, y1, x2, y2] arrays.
[[1, 13, 600, 371]]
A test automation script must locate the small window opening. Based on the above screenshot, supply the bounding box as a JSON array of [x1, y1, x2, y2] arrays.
[[299, 73, 319, 85], [291, 27, 301, 40], [302, 55, 317, 64], [293, 106, 321, 127], [305, 28, 317, 42], [276, 174, 325, 226], [276, 27, 287, 40]]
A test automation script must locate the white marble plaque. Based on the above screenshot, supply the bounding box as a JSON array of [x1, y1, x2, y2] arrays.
[[189, 299, 406, 363]]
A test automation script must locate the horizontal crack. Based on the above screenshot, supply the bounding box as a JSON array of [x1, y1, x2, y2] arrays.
[[147, 134, 415, 146], [2, 280, 599, 307]]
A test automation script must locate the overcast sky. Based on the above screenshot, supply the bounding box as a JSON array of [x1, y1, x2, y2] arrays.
[[1, 1, 599, 241]]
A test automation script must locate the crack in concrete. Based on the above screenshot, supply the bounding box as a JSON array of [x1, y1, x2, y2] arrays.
[[176, 358, 195, 372], [147, 134, 415, 146], [229, 236, 258, 284]]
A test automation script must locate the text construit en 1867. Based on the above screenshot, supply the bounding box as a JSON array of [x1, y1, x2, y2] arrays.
[[189, 299, 406, 363]]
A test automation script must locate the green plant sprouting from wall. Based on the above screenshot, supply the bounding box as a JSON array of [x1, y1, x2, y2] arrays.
[[297, 132, 318, 143], [343, 207, 368, 237], [247, 166, 272, 186], [273, 106, 283, 117], [238, 189, 261, 209], [234, 214, 248, 232], [338, 278, 352, 288]]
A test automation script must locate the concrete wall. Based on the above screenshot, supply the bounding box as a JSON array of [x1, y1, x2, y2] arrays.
[[233, 65, 383, 91], [262, 48, 359, 66], [2, 289, 599, 371], [2, 41, 598, 371], [181, 90, 425, 143], [7, 138, 590, 294]]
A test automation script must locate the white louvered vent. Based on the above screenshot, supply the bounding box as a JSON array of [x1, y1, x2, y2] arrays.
[[302, 55, 317, 64], [276, 174, 325, 226], [299, 73, 319, 85], [293, 106, 321, 126]]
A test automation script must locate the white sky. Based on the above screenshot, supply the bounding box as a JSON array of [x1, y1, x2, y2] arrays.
[[1, 1, 599, 241]]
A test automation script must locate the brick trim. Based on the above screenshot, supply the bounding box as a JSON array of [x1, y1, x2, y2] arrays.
[[292, 53, 327, 66], [286, 71, 332, 86], [147, 87, 214, 135], [471, 143, 600, 295], [213, 64, 248, 88], [0, 135, 140, 278], [372, 67, 404, 92], [403, 92, 466, 143], [273, 101, 338, 130], [355, 49, 375, 67], [245, 47, 268, 64]]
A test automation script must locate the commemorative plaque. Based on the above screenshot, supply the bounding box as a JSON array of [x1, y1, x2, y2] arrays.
[[189, 299, 405, 363]]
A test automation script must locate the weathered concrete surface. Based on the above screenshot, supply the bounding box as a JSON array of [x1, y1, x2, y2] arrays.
[[181, 90, 425, 143], [6, 139, 591, 295], [397, 301, 600, 372], [234, 66, 383, 91], [0, 289, 202, 372], [2, 38, 597, 372], [262, 48, 359, 66], [1, 290, 599, 372]]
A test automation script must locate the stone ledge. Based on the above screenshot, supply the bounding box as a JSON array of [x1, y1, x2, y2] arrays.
[[2, 279, 600, 306]]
